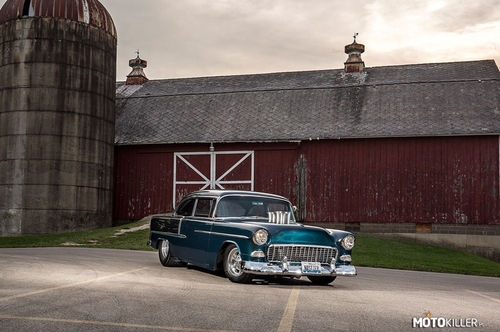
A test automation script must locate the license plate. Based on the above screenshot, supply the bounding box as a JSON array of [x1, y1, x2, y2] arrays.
[[301, 262, 322, 274]]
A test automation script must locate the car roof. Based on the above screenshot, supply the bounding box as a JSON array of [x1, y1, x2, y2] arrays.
[[182, 190, 289, 201]]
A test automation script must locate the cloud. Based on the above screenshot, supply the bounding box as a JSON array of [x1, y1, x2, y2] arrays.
[[430, 0, 499, 32], [114, 0, 498, 79], [1, 0, 497, 79], [103, 0, 369, 79]]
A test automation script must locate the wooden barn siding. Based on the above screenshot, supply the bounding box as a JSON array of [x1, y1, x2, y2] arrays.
[[113, 143, 299, 220], [301, 136, 499, 224], [113, 136, 499, 224], [113, 145, 175, 219]]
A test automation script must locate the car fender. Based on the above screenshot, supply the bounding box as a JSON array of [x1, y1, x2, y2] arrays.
[[212, 240, 241, 270]]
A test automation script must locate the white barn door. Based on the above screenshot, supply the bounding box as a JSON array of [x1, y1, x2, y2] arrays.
[[173, 151, 254, 207]]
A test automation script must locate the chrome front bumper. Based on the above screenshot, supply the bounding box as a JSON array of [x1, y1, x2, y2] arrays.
[[242, 261, 357, 277]]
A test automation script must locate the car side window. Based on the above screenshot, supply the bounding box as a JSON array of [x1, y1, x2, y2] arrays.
[[215, 200, 246, 217], [176, 199, 196, 216], [194, 198, 215, 217]]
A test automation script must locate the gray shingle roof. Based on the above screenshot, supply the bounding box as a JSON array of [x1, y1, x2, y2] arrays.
[[115, 60, 500, 145]]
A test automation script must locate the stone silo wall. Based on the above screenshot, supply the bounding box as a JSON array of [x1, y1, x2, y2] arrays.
[[0, 17, 116, 234]]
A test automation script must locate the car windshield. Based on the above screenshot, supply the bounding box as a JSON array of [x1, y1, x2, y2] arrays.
[[215, 196, 295, 223]]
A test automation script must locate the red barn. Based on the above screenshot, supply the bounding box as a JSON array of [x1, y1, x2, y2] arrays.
[[114, 42, 500, 259]]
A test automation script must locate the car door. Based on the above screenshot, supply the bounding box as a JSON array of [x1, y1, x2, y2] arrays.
[[178, 197, 215, 268]]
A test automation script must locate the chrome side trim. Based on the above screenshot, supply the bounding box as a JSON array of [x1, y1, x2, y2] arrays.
[[151, 230, 186, 239], [194, 230, 250, 239]]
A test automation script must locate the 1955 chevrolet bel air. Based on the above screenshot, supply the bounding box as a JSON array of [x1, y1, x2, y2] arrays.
[[148, 190, 357, 284]]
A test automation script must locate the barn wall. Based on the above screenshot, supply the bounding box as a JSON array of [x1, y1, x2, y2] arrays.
[[301, 136, 499, 225], [113, 142, 299, 221], [113, 136, 500, 225], [113, 145, 175, 220]]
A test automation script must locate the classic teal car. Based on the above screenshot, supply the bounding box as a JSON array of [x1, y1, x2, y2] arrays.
[[148, 190, 356, 284]]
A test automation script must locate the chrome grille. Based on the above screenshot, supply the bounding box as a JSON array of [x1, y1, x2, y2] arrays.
[[267, 245, 337, 264]]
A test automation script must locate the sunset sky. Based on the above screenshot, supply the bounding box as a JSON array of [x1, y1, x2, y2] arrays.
[[3, 0, 499, 80]]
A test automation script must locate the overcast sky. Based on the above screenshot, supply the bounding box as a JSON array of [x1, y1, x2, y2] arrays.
[[4, 0, 499, 80]]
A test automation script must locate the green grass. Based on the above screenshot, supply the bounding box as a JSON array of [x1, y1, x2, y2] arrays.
[[0, 220, 154, 251], [1, 222, 499, 277], [354, 234, 500, 277]]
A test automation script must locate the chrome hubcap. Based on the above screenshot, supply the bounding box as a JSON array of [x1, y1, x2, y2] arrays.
[[161, 240, 169, 258], [227, 248, 243, 276]]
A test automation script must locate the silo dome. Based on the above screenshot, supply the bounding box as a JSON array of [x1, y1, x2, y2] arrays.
[[0, 0, 116, 36], [0, 0, 117, 235]]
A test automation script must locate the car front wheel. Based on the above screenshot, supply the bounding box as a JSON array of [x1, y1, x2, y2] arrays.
[[223, 244, 253, 283], [158, 239, 178, 267]]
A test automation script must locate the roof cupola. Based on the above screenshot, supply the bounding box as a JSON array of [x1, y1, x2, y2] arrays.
[[126, 51, 149, 85], [344, 33, 365, 73]]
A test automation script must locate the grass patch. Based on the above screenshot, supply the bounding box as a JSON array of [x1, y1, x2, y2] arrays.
[[0, 220, 154, 251], [1, 222, 499, 277], [354, 234, 500, 277]]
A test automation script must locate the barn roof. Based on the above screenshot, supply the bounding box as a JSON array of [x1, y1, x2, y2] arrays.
[[115, 60, 500, 145]]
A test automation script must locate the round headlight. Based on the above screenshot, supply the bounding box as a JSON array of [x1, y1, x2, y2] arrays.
[[341, 235, 355, 250], [253, 229, 269, 245]]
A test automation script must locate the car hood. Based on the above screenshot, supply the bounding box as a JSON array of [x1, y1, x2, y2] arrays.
[[246, 221, 347, 246]]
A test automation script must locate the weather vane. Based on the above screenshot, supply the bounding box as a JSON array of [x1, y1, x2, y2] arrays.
[[353, 32, 359, 43], [136, 49, 140, 58]]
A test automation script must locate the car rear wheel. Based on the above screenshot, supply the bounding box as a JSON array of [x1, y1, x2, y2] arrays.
[[223, 244, 253, 283], [158, 239, 178, 267], [307, 276, 337, 285]]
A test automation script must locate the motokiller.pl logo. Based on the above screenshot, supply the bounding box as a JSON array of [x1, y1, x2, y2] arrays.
[[412, 311, 484, 328]]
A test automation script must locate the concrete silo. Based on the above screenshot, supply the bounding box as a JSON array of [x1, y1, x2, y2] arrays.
[[0, 0, 117, 234]]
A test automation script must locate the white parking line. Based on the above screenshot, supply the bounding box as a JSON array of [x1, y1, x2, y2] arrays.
[[0, 315, 236, 332], [0, 267, 149, 302], [277, 286, 300, 332], [465, 289, 500, 304]]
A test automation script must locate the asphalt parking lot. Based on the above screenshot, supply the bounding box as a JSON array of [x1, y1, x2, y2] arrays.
[[0, 247, 499, 332]]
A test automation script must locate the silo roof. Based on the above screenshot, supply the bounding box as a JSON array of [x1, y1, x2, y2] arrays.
[[0, 0, 116, 37]]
